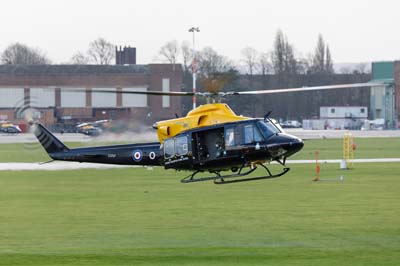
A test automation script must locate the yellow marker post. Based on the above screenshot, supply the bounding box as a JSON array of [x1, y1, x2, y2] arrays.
[[343, 133, 355, 169]]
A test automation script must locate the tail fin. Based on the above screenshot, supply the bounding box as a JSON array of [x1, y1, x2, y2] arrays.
[[31, 123, 69, 154]]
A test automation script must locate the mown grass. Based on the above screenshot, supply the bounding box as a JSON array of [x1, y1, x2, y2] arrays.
[[292, 137, 400, 160], [0, 163, 399, 265]]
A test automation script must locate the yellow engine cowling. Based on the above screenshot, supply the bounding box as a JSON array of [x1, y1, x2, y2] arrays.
[[153, 103, 249, 143]]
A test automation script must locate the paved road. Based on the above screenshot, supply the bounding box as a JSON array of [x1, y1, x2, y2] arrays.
[[1, 158, 399, 171]]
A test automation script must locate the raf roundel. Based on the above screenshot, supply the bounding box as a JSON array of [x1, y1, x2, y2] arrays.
[[132, 149, 143, 162]]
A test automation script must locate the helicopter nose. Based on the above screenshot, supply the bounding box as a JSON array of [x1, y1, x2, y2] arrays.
[[267, 134, 304, 158], [287, 137, 304, 155]]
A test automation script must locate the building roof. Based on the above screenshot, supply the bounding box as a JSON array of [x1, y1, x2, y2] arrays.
[[372, 61, 394, 80], [0, 64, 150, 75]]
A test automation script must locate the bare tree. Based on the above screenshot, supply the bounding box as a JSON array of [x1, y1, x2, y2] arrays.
[[241, 47, 259, 75], [70, 51, 90, 64], [197, 47, 236, 93], [87, 38, 115, 65], [259, 52, 272, 75], [354, 63, 369, 74], [311, 34, 326, 73], [159, 40, 180, 65], [271, 30, 285, 75], [309, 34, 334, 74], [271, 30, 297, 77], [181, 41, 192, 72], [297, 57, 310, 75], [325, 45, 334, 74], [1, 43, 51, 64], [339, 66, 352, 74], [198, 47, 234, 77]]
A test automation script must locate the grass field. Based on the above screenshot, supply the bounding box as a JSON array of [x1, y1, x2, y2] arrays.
[[0, 163, 400, 265], [0, 138, 399, 265]]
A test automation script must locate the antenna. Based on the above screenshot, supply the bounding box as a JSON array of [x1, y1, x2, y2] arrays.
[[188, 27, 200, 109]]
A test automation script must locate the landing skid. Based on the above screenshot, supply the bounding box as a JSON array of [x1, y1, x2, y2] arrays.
[[181, 163, 290, 185]]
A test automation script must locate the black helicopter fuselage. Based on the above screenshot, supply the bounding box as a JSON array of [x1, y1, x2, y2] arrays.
[[162, 119, 303, 172], [33, 118, 303, 173]]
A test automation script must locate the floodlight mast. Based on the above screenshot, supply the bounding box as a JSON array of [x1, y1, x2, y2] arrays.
[[189, 27, 200, 109]]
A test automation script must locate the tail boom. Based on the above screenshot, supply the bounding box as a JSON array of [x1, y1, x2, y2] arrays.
[[32, 123, 163, 166]]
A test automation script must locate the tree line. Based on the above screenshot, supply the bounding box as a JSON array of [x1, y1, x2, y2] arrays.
[[0, 31, 372, 120], [157, 30, 371, 119], [0, 31, 369, 76], [0, 38, 115, 65]]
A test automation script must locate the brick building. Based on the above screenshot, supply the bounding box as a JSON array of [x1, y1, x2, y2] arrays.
[[0, 64, 183, 129]]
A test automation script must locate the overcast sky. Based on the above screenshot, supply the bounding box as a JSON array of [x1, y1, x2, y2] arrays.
[[0, 0, 399, 65]]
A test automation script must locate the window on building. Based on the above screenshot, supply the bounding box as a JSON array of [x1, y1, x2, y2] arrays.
[[360, 108, 365, 113], [162, 78, 170, 108], [122, 87, 147, 107], [92, 88, 117, 107], [0, 88, 24, 108], [331, 108, 335, 114], [30, 88, 55, 107], [60, 88, 86, 107]]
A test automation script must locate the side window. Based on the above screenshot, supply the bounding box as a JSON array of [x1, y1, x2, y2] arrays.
[[225, 128, 235, 147], [164, 139, 174, 158], [254, 126, 263, 142], [244, 125, 253, 144], [176, 136, 188, 156], [244, 124, 263, 144]]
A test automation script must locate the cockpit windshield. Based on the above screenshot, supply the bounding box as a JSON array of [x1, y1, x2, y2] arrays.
[[257, 120, 281, 139]]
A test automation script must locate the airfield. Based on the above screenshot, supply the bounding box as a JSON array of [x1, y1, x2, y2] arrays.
[[0, 130, 399, 265]]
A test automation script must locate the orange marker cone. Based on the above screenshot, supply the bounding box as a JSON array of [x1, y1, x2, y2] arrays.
[[313, 150, 320, 181]]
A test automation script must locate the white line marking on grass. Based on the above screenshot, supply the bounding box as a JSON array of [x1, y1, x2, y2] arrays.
[[1, 158, 400, 171]]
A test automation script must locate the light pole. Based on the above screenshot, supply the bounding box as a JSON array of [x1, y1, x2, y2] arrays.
[[188, 27, 200, 109]]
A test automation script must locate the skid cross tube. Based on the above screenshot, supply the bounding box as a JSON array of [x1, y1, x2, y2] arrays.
[[180, 162, 290, 184], [214, 165, 290, 184], [180, 166, 258, 183]]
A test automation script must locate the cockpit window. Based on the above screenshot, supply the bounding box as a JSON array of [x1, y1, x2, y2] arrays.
[[257, 120, 280, 139], [244, 124, 263, 144]]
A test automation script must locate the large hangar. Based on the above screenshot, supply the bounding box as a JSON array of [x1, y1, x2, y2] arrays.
[[0, 64, 183, 129]]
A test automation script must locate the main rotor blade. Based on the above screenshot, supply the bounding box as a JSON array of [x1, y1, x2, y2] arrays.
[[225, 82, 383, 95], [68, 82, 384, 98], [88, 89, 195, 97]]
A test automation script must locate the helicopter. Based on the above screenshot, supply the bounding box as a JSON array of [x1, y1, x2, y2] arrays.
[[0, 121, 22, 134], [31, 82, 381, 184], [76, 120, 109, 136]]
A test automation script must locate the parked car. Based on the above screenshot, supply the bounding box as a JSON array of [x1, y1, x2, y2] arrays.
[[281, 120, 302, 128]]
